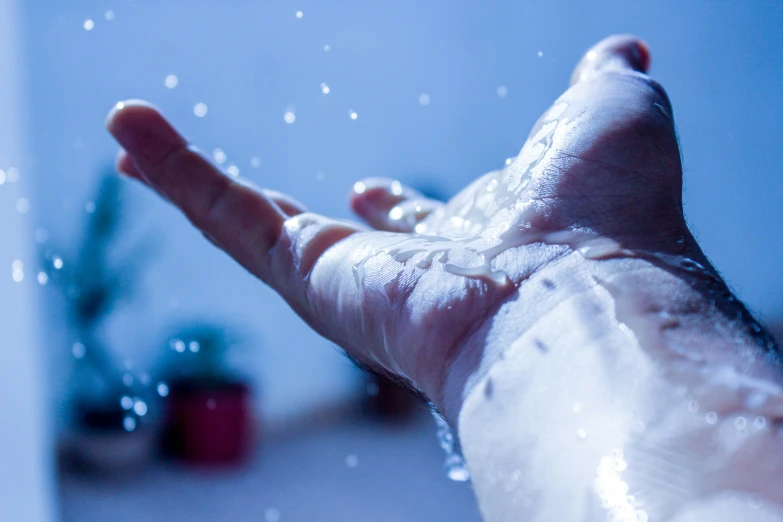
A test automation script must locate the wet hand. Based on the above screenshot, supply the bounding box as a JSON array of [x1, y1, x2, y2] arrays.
[[106, 35, 691, 421]]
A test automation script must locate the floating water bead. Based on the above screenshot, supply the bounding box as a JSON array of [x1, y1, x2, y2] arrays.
[[212, 148, 227, 164], [193, 103, 208, 118]]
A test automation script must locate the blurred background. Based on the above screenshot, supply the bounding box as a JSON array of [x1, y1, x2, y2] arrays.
[[1, 1, 782, 521]]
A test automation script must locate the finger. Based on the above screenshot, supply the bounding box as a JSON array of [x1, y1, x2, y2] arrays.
[[350, 177, 444, 232], [561, 34, 677, 169], [570, 34, 651, 86], [105, 100, 358, 290], [526, 35, 682, 240], [117, 148, 306, 217]]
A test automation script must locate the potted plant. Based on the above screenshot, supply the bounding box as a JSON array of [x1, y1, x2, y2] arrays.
[[43, 171, 157, 473], [158, 324, 253, 465]]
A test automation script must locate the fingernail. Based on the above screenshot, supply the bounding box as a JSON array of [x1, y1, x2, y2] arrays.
[[105, 99, 156, 129]]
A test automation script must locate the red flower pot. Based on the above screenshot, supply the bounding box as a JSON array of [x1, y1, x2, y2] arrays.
[[163, 380, 252, 465]]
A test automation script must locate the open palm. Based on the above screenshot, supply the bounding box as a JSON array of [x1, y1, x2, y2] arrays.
[[108, 35, 689, 416]]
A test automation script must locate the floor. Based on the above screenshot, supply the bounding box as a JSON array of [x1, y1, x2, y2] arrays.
[[58, 412, 482, 522]]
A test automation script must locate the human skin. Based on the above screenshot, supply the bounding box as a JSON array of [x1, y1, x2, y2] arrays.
[[106, 36, 783, 521]]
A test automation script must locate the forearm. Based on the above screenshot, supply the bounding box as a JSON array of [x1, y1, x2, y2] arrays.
[[448, 253, 783, 521]]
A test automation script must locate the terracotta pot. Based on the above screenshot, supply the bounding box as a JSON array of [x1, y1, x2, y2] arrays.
[[163, 380, 252, 465]]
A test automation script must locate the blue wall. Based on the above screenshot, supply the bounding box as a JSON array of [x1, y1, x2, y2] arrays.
[[20, 0, 783, 429]]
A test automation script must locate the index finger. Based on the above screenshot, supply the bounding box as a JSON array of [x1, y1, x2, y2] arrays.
[[105, 100, 287, 281]]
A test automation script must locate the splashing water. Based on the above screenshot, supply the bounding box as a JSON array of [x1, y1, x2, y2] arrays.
[[432, 409, 470, 482]]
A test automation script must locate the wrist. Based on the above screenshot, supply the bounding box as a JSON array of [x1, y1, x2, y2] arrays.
[[441, 242, 780, 425], [444, 248, 783, 520]]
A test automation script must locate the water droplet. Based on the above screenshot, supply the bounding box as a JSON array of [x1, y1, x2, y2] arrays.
[[212, 148, 227, 164], [226, 164, 240, 177], [171, 339, 186, 353], [348, 110, 358, 120], [0, 170, 6, 185], [16, 198, 30, 214], [250, 157, 261, 168], [688, 400, 699, 412], [104, 10, 115, 21], [345, 454, 358, 468], [157, 382, 169, 397], [504, 158, 513, 166], [85, 201, 96, 214], [83, 19, 94, 31], [122, 373, 134, 387], [320, 82, 330, 94], [754, 416, 766, 429], [53, 257, 63, 270], [537, 50, 543, 58], [497, 85, 508, 98], [418, 93, 430, 106], [11, 260, 24, 282], [390, 180, 403, 196], [389, 207, 403, 220], [447, 466, 470, 482], [433, 411, 470, 482], [188, 341, 200, 353], [735, 417, 747, 430], [193, 103, 208, 118], [72, 342, 86, 359], [586, 50, 597, 61], [133, 400, 148, 416], [295, 10, 303, 18], [264, 508, 280, 522], [284, 111, 296, 124], [705, 411, 718, 424], [323, 44, 331, 52], [123, 416, 136, 432], [164, 74, 179, 89], [37, 272, 48, 285], [353, 181, 366, 194], [577, 428, 588, 439], [120, 396, 133, 410]]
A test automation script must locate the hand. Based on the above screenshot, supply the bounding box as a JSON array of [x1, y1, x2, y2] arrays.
[[105, 35, 741, 423], [108, 35, 783, 520]]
